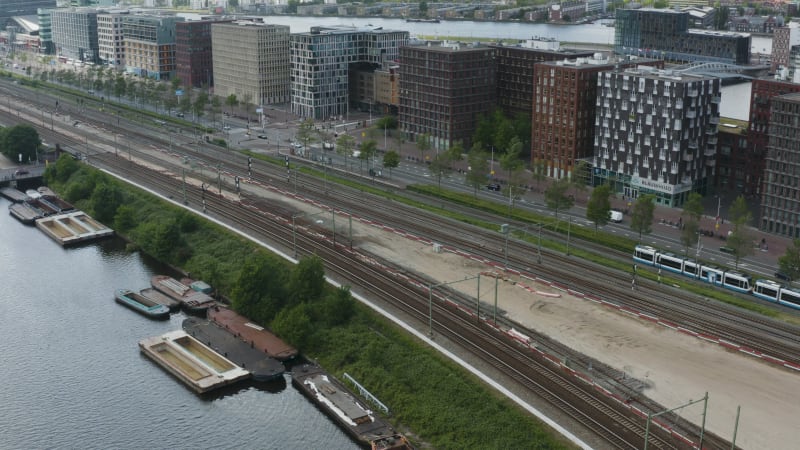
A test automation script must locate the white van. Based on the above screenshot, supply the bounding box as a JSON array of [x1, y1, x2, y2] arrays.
[[610, 210, 623, 223]]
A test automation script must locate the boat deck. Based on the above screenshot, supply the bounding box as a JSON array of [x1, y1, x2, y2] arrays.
[[35, 211, 114, 246], [9, 203, 42, 224], [183, 317, 285, 381], [139, 330, 250, 393], [139, 287, 181, 311], [292, 364, 405, 445], [1, 187, 29, 203], [208, 305, 297, 361]]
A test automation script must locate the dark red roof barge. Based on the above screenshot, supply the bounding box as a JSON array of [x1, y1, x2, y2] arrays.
[[207, 305, 298, 361]]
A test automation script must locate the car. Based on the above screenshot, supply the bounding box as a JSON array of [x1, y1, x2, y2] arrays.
[[223, 125, 231, 130], [775, 271, 792, 282], [257, 134, 268, 140], [487, 183, 501, 191], [13, 169, 29, 176], [176, 112, 185, 118]]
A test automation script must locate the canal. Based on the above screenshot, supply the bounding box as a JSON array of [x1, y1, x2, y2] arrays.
[[0, 197, 357, 449]]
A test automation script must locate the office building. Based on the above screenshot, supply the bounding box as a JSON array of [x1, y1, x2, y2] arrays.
[[761, 92, 800, 237], [290, 26, 408, 119], [615, 8, 751, 64], [122, 14, 184, 80], [771, 23, 800, 72], [714, 117, 749, 199], [532, 55, 663, 179], [177, 19, 231, 88], [50, 8, 99, 62], [592, 66, 721, 207], [399, 41, 496, 151], [97, 11, 127, 67], [0, 0, 56, 29], [211, 20, 290, 107], [37, 8, 54, 54]]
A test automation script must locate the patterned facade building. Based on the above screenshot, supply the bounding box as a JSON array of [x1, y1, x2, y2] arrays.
[[761, 93, 800, 237], [771, 24, 800, 72], [176, 19, 231, 88], [97, 11, 126, 67], [122, 14, 184, 80], [490, 38, 594, 119], [399, 41, 496, 151], [50, 8, 99, 62], [211, 21, 290, 107], [290, 26, 408, 119], [615, 8, 751, 64], [592, 67, 721, 207], [531, 55, 663, 180]]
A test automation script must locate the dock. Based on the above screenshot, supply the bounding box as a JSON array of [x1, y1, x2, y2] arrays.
[[35, 211, 114, 246], [139, 330, 250, 394], [208, 305, 298, 361], [183, 317, 285, 381], [9, 203, 42, 224], [292, 364, 411, 448]]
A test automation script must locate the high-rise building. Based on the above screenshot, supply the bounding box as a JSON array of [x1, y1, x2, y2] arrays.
[[177, 19, 231, 89], [532, 55, 663, 179], [290, 26, 408, 119], [490, 38, 594, 119], [714, 117, 749, 198], [399, 41, 496, 151], [771, 23, 800, 72], [50, 8, 99, 62], [0, 0, 56, 29], [122, 14, 184, 80], [97, 11, 127, 67], [615, 8, 751, 64], [761, 92, 800, 237], [37, 8, 55, 55], [749, 77, 800, 202], [593, 66, 721, 207], [211, 20, 290, 107]]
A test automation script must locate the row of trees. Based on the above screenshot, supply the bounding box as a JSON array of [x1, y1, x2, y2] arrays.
[[0, 124, 41, 164]]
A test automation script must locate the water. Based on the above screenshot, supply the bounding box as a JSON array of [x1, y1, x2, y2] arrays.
[[0, 197, 357, 450]]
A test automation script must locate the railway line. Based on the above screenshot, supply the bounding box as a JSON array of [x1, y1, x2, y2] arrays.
[[3, 79, 792, 448]]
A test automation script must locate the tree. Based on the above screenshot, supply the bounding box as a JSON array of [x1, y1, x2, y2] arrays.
[[296, 119, 317, 151], [89, 182, 123, 224], [225, 94, 239, 116], [286, 255, 326, 305], [726, 195, 753, 269], [359, 140, 378, 176], [500, 137, 524, 215], [571, 160, 591, 194], [382, 150, 400, 178], [1, 124, 41, 163], [416, 133, 431, 162], [336, 134, 356, 170], [466, 145, 490, 197], [271, 303, 314, 350], [630, 194, 656, 241], [715, 5, 730, 30], [531, 159, 547, 190], [680, 192, 704, 257], [586, 184, 612, 232], [230, 253, 287, 325], [544, 178, 573, 219], [779, 239, 800, 282], [193, 90, 209, 120]]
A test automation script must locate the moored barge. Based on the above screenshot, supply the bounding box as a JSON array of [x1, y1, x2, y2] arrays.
[[139, 330, 250, 393], [182, 317, 285, 381], [151, 275, 215, 315], [208, 304, 297, 361], [115, 288, 171, 320], [139, 287, 181, 311], [292, 364, 412, 449]]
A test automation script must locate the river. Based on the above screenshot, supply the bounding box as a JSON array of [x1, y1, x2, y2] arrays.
[[0, 197, 358, 449]]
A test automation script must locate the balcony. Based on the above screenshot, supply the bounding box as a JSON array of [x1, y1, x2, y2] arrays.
[[707, 136, 718, 145], [710, 116, 720, 125], [688, 89, 699, 97], [688, 140, 698, 149], [683, 153, 694, 162], [705, 148, 716, 157], [706, 159, 716, 167], [671, 165, 679, 174], [686, 110, 696, 119], [706, 126, 718, 135], [711, 96, 721, 104]]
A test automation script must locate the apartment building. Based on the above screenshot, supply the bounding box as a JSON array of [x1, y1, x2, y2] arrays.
[[771, 23, 800, 72], [714, 117, 749, 198], [50, 8, 99, 62], [490, 38, 594, 118], [531, 54, 663, 180], [290, 26, 408, 119], [761, 92, 800, 237], [211, 20, 290, 107], [399, 41, 496, 151], [592, 67, 721, 207]]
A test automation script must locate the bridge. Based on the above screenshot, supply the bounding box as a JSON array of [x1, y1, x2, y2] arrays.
[[670, 62, 771, 81], [0, 164, 46, 187]]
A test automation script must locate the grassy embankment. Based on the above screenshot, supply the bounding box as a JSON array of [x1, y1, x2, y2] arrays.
[[46, 157, 575, 450]]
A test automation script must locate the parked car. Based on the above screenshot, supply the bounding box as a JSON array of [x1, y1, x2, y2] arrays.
[[13, 169, 29, 176], [176, 112, 185, 118], [487, 183, 501, 191], [257, 134, 268, 140]]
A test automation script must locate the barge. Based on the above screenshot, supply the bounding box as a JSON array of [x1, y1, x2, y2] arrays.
[[182, 317, 285, 381], [208, 305, 298, 361], [139, 287, 181, 311], [35, 211, 114, 246], [9, 202, 42, 224], [0, 187, 29, 203], [115, 289, 171, 320], [139, 330, 250, 393], [151, 275, 215, 315], [292, 364, 412, 449]]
